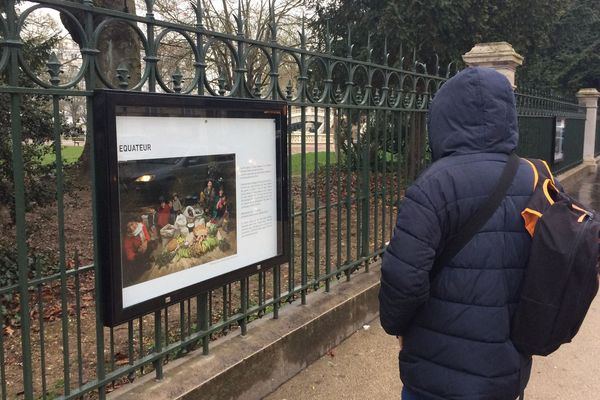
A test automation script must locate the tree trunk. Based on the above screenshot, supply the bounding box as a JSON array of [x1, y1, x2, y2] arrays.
[[61, 0, 141, 173]]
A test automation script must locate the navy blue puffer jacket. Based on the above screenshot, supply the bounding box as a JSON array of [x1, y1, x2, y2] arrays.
[[379, 67, 536, 400]]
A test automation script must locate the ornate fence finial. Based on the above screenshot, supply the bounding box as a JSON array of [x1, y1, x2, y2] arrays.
[[325, 18, 332, 53], [301, 10, 306, 49], [445, 61, 456, 78], [297, 10, 307, 49], [335, 85, 342, 102], [145, 0, 155, 16], [116, 63, 130, 89], [269, 0, 277, 42], [389, 86, 396, 103], [192, 1, 204, 28], [312, 86, 320, 100], [234, 0, 244, 37], [172, 66, 183, 93], [285, 80, 293, 100], [46, 52, 63, 86], [218, 70, 227, 96], [346, 24, 353, 59], [398, 43, 404, 69], [367, 33, 373, 63], [253, 77, 262, 97], [384, 36, 389, 66]]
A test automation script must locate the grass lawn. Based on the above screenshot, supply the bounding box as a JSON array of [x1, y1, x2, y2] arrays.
[[291, 152, 339, 176], [41, 145, 84, 165], [42, 147, 335, 174]]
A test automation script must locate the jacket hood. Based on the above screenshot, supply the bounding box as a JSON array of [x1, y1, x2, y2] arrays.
[[428, 67, 518, 161]]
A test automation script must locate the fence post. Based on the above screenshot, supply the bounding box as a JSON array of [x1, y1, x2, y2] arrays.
[[576, 88, 600, 165], [462, 42, 524, 89]]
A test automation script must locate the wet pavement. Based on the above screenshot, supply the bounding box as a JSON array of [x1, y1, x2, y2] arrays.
[[266, 168, 600, 400], [564, 168, 600, 211], [266, 297, 600, 400]]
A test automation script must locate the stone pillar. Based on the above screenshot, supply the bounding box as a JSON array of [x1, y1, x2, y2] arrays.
[[576, 88, 600, 165], [462, 42, 524, 89]]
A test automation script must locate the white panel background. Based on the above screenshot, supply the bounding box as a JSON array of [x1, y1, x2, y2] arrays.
[[115, 116, 278, 308]]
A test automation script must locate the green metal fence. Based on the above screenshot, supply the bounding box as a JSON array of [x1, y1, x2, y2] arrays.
[[515, 88, 586, 172], [0, 1, 449, 398], [0, 1, 590, 399], [516, 116, 555, 162]]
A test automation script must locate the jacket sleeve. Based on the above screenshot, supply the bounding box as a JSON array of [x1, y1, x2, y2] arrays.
[[379, 183, 442, 336]]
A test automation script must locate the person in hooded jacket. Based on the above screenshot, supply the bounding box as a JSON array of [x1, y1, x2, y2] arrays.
[[379, 67, 539, 400]]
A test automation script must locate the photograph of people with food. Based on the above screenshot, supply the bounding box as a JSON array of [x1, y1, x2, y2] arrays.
[[117, 153, 237, 288]]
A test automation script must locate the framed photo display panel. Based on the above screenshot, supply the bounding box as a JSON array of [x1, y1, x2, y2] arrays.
[[93, 90, 288, 326]]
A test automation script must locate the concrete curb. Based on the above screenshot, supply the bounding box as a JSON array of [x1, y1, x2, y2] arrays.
[[112, 263, 381, 400]]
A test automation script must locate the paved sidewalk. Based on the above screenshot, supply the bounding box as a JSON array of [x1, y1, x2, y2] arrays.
[[267, 169, 600, 400], [266, 296, 600, 400]]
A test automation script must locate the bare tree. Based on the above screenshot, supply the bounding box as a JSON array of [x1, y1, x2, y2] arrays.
[[152, 0, 304, 95]]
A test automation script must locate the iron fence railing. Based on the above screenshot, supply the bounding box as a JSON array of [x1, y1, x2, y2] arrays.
[[515, 88, 584, 119], [0, 1, 448, 399], [515, 88, 586, 172], [0, 1, 591, 398]]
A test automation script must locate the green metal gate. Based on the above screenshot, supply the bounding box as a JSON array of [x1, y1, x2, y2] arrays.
[[0, 1, 448, 398]]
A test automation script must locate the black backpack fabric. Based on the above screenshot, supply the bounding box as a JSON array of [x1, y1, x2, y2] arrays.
[[511, 159, 600, 356]]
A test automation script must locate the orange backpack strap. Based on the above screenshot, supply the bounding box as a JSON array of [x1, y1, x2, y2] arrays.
[[521, 159, 557, 236], [525, 158, 555, 188]]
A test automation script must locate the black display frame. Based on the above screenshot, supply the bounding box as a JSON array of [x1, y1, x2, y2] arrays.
[[93, 90, 289, 327]]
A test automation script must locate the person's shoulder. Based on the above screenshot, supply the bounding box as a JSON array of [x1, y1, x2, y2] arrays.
[[417, 153, 511, 182], [412, 154, 467, 188], [411, 153, 518, 203]]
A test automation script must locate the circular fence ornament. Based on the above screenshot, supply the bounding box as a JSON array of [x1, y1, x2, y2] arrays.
[[277, 51, 300, 101], [155, 29, 198, 94], [92, 17, 148, 90], [204, 38, 238, 96], [17, 5, 86, 89]]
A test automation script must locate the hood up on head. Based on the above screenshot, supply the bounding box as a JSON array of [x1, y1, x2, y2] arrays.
[[428, 67, 518, 161]]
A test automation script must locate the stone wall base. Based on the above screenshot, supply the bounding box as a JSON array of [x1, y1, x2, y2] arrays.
[[110, 264, 381, 400]]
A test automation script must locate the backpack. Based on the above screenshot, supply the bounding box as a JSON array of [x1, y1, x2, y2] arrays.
[[511, 159, 600, 356]]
